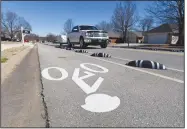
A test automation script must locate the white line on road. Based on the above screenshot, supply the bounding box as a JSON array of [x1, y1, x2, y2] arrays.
[[112, 56, 132, 61], [74, 52, 184, 84], [85, 50, 184, 73], [167, 67, 184, 72]]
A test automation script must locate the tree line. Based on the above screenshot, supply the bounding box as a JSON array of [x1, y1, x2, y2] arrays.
[[1, 11, 34, 41], [63, 0, 184, 45]]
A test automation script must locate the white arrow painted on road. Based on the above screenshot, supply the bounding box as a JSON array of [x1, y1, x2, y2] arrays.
[[72, 68, 104, 94]]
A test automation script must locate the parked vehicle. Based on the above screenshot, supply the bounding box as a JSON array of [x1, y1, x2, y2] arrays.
[[67, 25, 109, 48], [24, 39, 29, 42]]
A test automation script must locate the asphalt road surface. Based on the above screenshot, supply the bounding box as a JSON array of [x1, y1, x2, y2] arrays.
[[2, 43, 184, 127], [38, 43, 184, 127]]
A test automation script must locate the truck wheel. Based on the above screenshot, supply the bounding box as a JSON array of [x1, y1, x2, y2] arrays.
[[100, 43, 107, 48], [79, 37, 86, 49], [67, 39, 72, 48]]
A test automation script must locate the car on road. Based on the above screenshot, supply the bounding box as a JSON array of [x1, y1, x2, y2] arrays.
[[67, 25, 109, 48]]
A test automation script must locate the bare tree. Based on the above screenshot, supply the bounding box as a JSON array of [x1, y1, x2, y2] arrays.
[[46, 33, 57, 42], [25, 33, 39, 41], [1, 11, 32, 41], [95, 21, 112, 31], [139, 17, 154, 32], [16, 17, 32, 40], [1, 11, 19, 40], [63, 19, 74, 34], [111, 2, 138, 43], [146, 0, 184, 45], [18, 17, 32, 31]]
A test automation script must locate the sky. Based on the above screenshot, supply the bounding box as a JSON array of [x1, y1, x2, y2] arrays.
[[2, 1, 153, 37]]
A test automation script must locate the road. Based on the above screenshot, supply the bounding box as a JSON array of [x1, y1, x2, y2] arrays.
[[38, 43, 184, 127], [2, 43, 184, 127]]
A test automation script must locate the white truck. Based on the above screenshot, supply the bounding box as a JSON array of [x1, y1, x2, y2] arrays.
[[67, 25, 109, 48]]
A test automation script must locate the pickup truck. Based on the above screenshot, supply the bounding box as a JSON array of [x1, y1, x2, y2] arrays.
[[67, 25, 109, 48]]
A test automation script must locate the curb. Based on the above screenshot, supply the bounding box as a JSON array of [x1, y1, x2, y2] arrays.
[[110, 46, 184, 53]]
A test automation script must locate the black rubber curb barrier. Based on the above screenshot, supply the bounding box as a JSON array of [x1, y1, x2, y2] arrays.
[[65, 47, 74, 50], [75, 49, 88, 53], [90, 53, 111, 58], [126, 60, 167, 70], [60, 45, 74, 50]]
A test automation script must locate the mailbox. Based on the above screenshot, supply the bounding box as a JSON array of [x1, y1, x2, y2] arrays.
[[23, 30, 30, 34]]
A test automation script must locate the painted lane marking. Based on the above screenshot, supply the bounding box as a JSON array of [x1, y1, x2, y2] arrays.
[[74, 52, 184, 84], [41, 67, 68, 81], [112, 56, 132, 61], [167, 67, 184, 72], [72, 68, 104, 94], [80, 63, 109, 73], [81, 93, 120, 113]]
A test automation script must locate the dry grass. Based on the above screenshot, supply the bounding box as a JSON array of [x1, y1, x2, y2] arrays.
[[1, 46, 28, 63], [1, 57, 8, 63]]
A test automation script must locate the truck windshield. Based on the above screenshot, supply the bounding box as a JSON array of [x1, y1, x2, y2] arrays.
[[79, 26, 98, 30]]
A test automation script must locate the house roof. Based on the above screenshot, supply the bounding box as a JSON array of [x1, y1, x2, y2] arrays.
[[147, 23, 179, 33], [107, 30, 143, 38], [107, 31, 121, 38], [130, 31, 143, 37]]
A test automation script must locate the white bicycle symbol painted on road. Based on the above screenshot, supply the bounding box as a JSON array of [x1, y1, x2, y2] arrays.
[[41, 63, 120, 113]]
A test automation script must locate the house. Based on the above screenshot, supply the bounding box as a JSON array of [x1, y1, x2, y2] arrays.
[[1, 32, 11, 41], [107, 31, 123, 43], [127, 31, 143, 43], [108, 30, 143, 43], [144, 23, 179, 44]]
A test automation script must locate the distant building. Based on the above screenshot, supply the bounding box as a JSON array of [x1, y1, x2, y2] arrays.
[[143, 23, 179, 44], [107, 30, 143, 43], [107, 31, 123, 43], [127, 31, 143, 43], [1, 32, 11, 41]]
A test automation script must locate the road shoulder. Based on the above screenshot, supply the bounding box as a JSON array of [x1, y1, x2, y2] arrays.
[[2, 45, 31, 83], [1, 45, 46, 127]]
